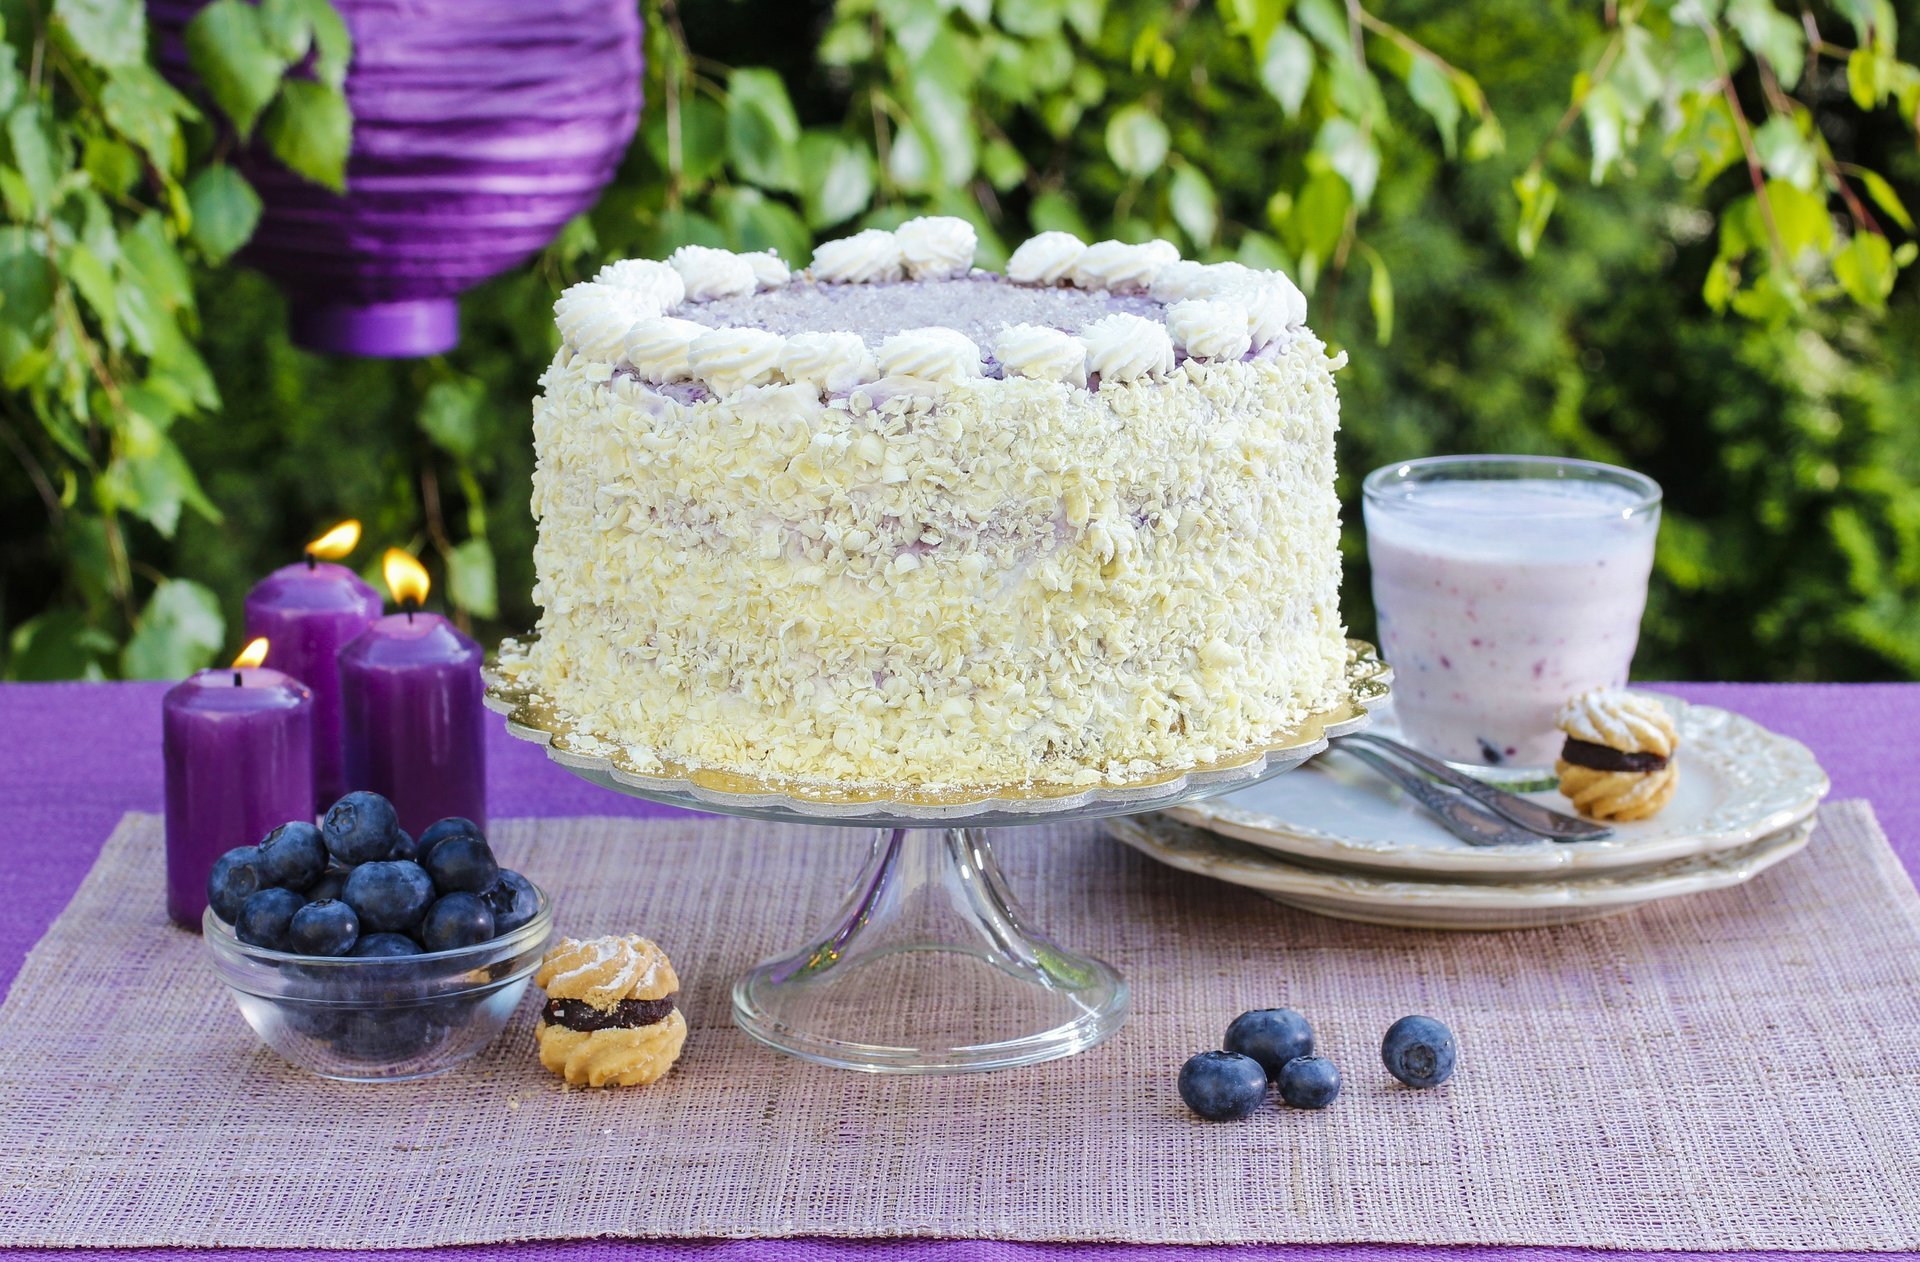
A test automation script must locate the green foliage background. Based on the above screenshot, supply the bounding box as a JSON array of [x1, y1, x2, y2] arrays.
[[4, 0, 1919, 682]]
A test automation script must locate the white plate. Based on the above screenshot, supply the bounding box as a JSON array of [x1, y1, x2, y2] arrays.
[[1167, 695, 1827, 880], [1106, 812, 1816, 931]]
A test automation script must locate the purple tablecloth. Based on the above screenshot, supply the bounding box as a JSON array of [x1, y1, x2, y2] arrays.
[[2, 681, 1912, 1262]]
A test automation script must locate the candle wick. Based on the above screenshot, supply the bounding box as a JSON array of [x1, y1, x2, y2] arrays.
[[232, 670, 243, 687], [403, 597, 418, 623], [305, 552, 317, 570]]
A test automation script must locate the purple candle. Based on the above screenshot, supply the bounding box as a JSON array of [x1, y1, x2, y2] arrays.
[[163, 640, 314, 927], [244, 521, 382, 810], [339, 550, 487, 836]]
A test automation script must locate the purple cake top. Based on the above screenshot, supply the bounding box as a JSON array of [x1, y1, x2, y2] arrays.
[[682, 274, 1165, 345]]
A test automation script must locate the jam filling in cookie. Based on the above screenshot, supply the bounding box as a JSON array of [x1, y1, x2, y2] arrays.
[[542, 995, 678, 1033], [1559, 737, 1669, 774]]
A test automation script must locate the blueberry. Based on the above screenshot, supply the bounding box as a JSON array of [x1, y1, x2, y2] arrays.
[[415, 816, 481, 866], [1224, 1007, 1315, 1080], [342, 860, 435, 933], [235, 887, 306, 950], [424, 835, 499, 895], [322, 791, 401, 864], [419, 892, 495, 951], [481, 870, 540, 934], [390, 828, 418, 862], [1177, 1050, 1269, 1121], [307, 867, 351, 904], [1381, 1015, 1457, 1088], [1277, 1055, 1342, 1108], [256, 821, 328, 890], [206, 847, 263, 923], [348, 932, 423, 958], [286, 899, 360, 956]]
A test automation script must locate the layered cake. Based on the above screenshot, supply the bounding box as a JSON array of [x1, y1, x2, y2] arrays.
[[521, 218, 1347, 789]]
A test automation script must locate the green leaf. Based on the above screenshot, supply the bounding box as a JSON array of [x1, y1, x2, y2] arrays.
[[1753, 114, 1817, 190], [446, 538, 498, 620], [1584, 82, 1626, 184], [4, 106, 61, 214], [1313, 116, 1378, 206], [262, 79, 352, 192], [1105, 103, 1168, 177], [122, 579, 225, 680], [997, 0, 1064, 37], [1364, 247, 1393, 344], [1847, 48, 1884, 109], [52, 0, 145, 69], [1258, 25, 1313, 118], [798, 131, 873, 229], [726, 68, 802, 192], [1287, 168, 1350, 263], [1764, 180, 1833, 257], [82, 136, 141, 197], [119, 212, 195, 315], [1168, 163, 1218, 247], [102, 65, 195, 171], [1833, 231, 1896, 309], [4, 610, 115, 682], [716, 187, 811, 263], [418, 376, 485, 461], [981, 137, 1026, 191], [259, 0, 352, 88], [186, 165, 263, 261], [1406, 58, 1461, 157], [1513, 168, 1558, 258], [0, 226, 55, 338], [1029, 189, 1092, 239], [62, 242, 118, 337], [1726, 0, 1806, 89], [887, 121, 935, 193], [1293, 0, 1348, 53], [1858, 169, 1913, 232], [642, 94, 726, 186], [185, 0, 288, 137]]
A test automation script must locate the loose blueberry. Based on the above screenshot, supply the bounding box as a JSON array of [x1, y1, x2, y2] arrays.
[[322, 790, 401, 864], [1277, 1055, 1342, 1109], [415, 816, 481, 867], [424, 835, 499, 895], [1381, 1015, 1457, 1088], [481, 870, 540, 934], [206, 847, 264, 923], [348, 932, 424, 958], [286, 899, 360, 956], [256, 820, 328, 890], [306, 867, 351, 904], [419, 892, 495, 951], [235, 887, 306, 950], [1177, 1050, 1269, 1122], [1224, 1007, 1315, 1080], [390, 828, 418, 862], [342, 860, 435, 933]]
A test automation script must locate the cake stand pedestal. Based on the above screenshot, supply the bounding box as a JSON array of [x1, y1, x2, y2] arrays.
[[485, 640, 1389, 1074]]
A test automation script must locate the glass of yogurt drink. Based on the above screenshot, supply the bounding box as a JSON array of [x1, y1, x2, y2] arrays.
[[1362, 455, 1662, 788]]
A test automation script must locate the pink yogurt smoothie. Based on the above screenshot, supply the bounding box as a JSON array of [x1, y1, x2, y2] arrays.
[[1364, 474, 1659, 770]]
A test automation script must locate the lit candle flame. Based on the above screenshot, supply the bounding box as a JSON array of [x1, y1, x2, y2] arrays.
[[232, 637, 271, 670], [383, 548, 431, 608], [305, 520, 362, 560]]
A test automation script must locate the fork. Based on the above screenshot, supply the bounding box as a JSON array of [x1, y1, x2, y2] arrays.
[[1322, 743, 1551, 847], [1334, 731, 1613, 841]]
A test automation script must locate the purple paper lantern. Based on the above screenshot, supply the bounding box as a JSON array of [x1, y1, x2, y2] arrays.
[[152, 0, 643, 358]]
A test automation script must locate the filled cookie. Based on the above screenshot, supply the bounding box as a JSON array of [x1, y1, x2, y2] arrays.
[[1554, 688, 1679, 822], [534, 934, 686, 1087]]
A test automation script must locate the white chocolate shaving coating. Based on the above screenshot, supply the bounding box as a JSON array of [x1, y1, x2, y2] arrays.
[[877, 327, 983, 382], [1557, 689, 1678, 757], [778, 331, 878, 393], [670, 245, 758, 302], [1166, 299, 1253, 361], [895, 216, 978, 280], [994, 323, 1088, 387], [1081, 312, 1175, 382], [622, 317, 709, 383], [594, 259, 686, 310], [811, 229, 905, 284], [1006, 231, 1087, 285], [554, 282, 655, 361], [687, 327, 785, 395]]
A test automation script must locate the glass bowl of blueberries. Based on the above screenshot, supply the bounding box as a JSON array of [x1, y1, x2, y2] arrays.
[[202, 791, 554, 1082]]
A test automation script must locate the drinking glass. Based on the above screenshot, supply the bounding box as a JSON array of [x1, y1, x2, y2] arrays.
[[1362, 455, 1662, 788]]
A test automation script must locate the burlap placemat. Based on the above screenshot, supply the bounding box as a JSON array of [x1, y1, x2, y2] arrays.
[[2, 802, 1918, 1250]]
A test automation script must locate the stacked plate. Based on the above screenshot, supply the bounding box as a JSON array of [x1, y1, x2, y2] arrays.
[[1106, 695, 1830, 930]]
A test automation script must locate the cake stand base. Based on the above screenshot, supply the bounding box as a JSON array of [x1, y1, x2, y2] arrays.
[[731, 826, 1128, 1074]]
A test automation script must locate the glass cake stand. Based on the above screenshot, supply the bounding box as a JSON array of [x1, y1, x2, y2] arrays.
[[483, 640, 1390, 1074]]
